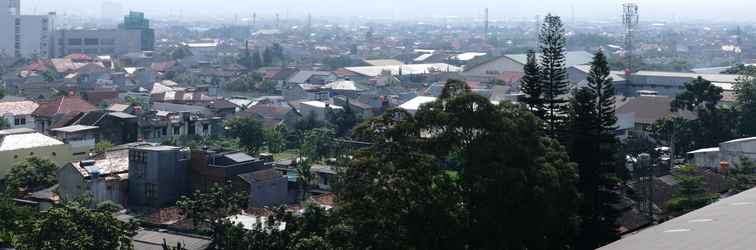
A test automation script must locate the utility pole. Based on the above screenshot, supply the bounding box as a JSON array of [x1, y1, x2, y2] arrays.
[[276, 13, 280, 29], [638, 153, 653, 221]]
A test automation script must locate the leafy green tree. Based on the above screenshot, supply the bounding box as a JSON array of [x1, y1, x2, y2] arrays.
[[329, 99, 359, 137], [265, 124, 288, 154], [414, 82, 580, 249], [263, 47, 274, 66], [170, 45, 193, 60], [520, 49, 545, 119], [723, 64, 756, 75], [0, 195, 33, 246], [16, 201, 135, 250], [669, 77, 736, 149], [728, 156, 756, 194], [5, 157, 58, 195], [650, 117, 696, 159], [94, 140, 114, 154], [666, 165, 718, 215], [539, 14, 570, 140], [736, 74, 756, 136], [295, 128, 336, 201], [341, 108, 465, 249], [671, 77, 723, 112], [226, 117, 266, 154], [176, 182, 247, 249], [300, 128, 336, 162]]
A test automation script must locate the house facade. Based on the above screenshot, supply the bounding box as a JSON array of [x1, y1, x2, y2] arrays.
[[128, 145, 191, 207], [57, 149, 129, 206]]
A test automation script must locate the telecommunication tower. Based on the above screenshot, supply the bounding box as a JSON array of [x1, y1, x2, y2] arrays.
[[622, 3, 639, 76], [307, 13, 312, 35], [484, 8, 489, 39]]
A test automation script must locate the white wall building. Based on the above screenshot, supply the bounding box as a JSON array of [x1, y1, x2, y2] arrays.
[[54, 29, 141, 57], [0, 0, 54, 58]]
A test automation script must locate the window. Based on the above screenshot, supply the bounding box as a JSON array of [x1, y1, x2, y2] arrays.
[[52, 152, 56, 156], [13, 155, 17, 159], [84, 38, 99, 46], [101, 39, 115, 45], [29, 152, 33, 156], [202, 124, 209, 133], [129, 151, 147, 164], [68, 38, 82, 46], [145, 183, 157, 200], [14, 117, 25, 125], [173, 126, 181, 135], [161, 127, 168, 136]]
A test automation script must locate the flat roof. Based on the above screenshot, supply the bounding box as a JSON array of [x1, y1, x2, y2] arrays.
[[399, 96, 437, 111], [599, 187, 756, 250], [50, 125, 99, 133], [301, 101, 343, 109], [132, 229, 211, 250], [0, 132, 64, 151]]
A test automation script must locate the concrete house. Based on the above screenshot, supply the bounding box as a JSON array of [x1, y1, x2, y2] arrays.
[[128, 145, 191, 208], [32, 95, 97, 134], [190, 150, 284, 207], [0, 100, 38, 129], [0, 128, 73, 178], [57, 149, 129, 206], [297, 101, 343, 121], [235, 168, 288, 207]]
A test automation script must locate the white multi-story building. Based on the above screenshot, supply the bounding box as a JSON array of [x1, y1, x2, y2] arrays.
[[53, 29, 142, 57], [0, 0, 54, 58]]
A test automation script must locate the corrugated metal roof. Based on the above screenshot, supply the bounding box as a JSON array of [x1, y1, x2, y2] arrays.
[[345, 63, 462, 77], [505, 51, 594, 67]]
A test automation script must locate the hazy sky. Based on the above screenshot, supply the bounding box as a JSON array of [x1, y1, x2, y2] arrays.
[[17, 0, 756, 22]]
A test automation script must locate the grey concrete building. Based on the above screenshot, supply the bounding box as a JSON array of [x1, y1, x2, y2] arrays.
[[128, 145, 190, 208], [53, 29, 142, 57]]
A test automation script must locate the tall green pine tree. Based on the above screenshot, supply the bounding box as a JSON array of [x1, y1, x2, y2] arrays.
[[520, 50, 545, 119], [570, 50, 622, 249], [539, 14, 570, 140]]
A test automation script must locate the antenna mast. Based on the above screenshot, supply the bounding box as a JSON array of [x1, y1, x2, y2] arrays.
[[484, 8, 489, 40], [622, 2, 639, 76]]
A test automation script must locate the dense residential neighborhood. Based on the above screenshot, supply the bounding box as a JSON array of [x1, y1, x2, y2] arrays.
[[3, 0, 756, 249]]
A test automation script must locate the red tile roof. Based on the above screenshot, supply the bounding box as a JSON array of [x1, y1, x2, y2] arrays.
[[32, 95, 97, 118], [83, 90, 119, 106]]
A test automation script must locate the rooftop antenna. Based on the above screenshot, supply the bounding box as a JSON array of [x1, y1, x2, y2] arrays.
[[484, 8, 489, 40], [307, 12, 312, 35], [622, 2, 639, 76]]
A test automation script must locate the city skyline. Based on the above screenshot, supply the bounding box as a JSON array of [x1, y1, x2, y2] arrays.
[[19, 0, 756, 22]]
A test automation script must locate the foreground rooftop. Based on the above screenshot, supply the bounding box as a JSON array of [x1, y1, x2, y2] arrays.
[[600, 187, 756, 250]]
